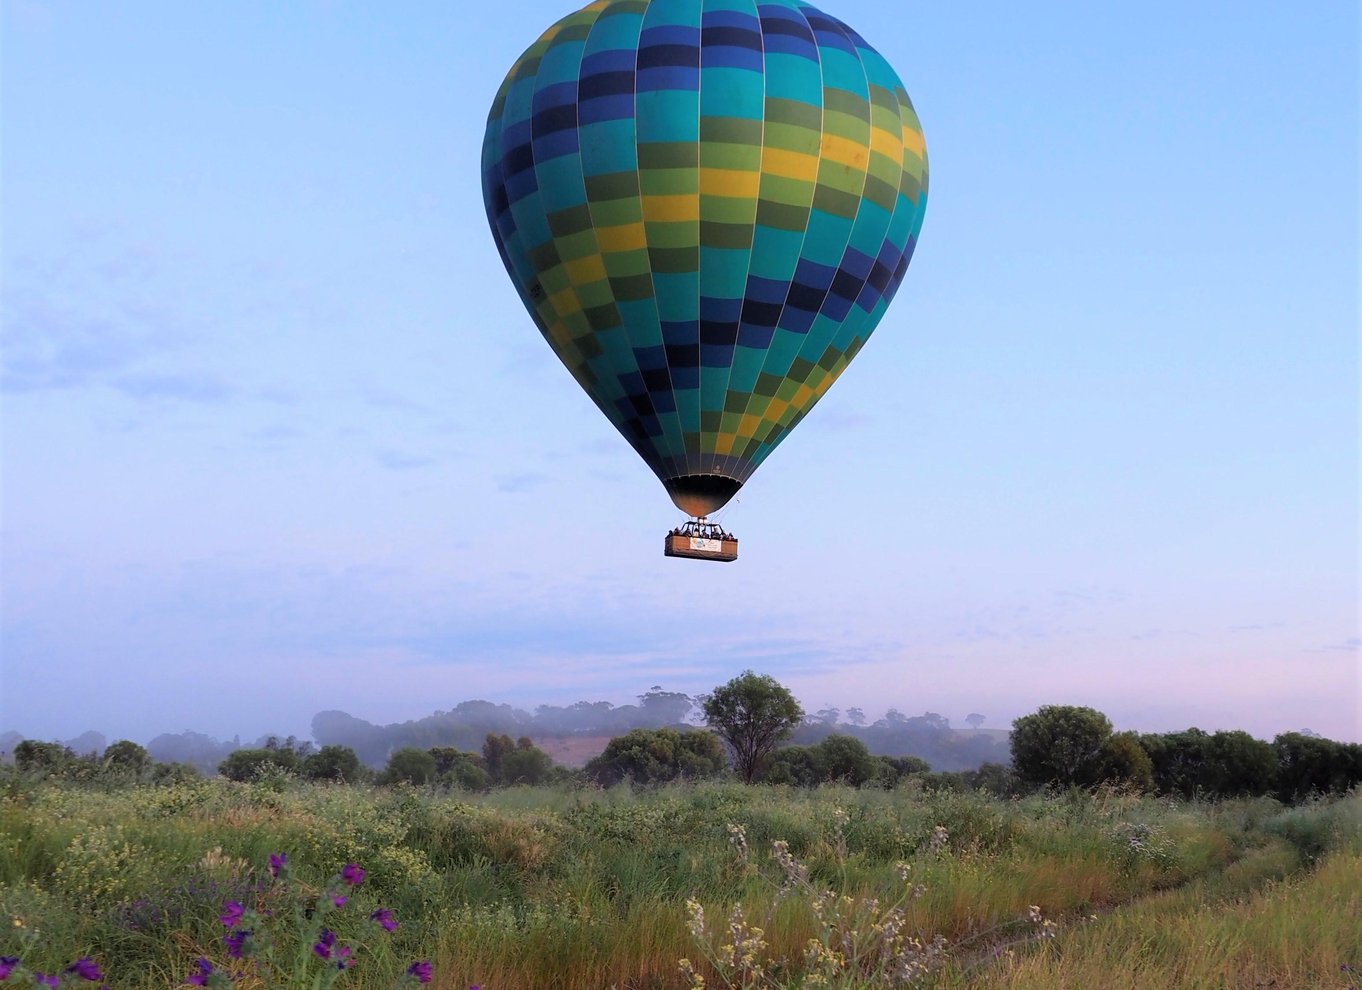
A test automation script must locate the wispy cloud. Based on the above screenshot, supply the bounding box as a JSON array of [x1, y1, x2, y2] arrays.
[[1, 299, 168, 393], [248, 424, 302, 442], [361, 387, 441, 417], [110, 372, 236, 402], [1, 254, 234, 404], [376, 449, 437, 471], [1306, 636, 1361, 654], [1129, 628, 1198, 642], [497, 471, 550, 493], [579, 438, 623, 457], [804, 406, 874, 432]]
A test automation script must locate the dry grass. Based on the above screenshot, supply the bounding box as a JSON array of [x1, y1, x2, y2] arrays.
[[963, 842, 1361, 989]]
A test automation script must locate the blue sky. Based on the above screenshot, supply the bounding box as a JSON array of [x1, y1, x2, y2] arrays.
[[2, 0, 1357, 746]]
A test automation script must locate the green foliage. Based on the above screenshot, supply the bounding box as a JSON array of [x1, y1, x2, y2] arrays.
[[1139, 728, 1211, 798], [702, 671, 804, 783], [1139, 728, 1280, 799], [479, 734, 556, 786], [1096, 731, 1154, 791], [585, 727, 727, 787], [218, 748, 300, 782], [911, 762, 1026, 798], [816, 734, 879, 786], [429, 747, 489, 790], [180, 855, 430, 988], [14, 740, 77, 776], [762, 735, 879, 787], [872, 755, 932, 788], [149, 761, 203, 785], [302, 745, 364, 783], [967, 762, 1022, 798], [1, 773, 1358, 990], [103, 740, 151, 776], [1010, 705, 1114, 788], [381, 747, 437, 786], [481, 733, 517, 782], [499, 746, 554, 786], [762, 744, 822, 786], [1262, 793, 1362, 861], [1204, 730, 1278, 797], [1137, 728, 1360, 803], [1272, 732, 1362, 802]]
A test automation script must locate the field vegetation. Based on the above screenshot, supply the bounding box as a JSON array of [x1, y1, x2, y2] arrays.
[[1, 772, 1357, 989], [4, 683, 1359, 987]]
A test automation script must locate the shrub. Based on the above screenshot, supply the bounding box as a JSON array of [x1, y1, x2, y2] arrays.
[[302, 745, 364, 783], [499, 746, 554, 786], [103, 740, 151, 777], [13, 741, 76, 777], [585, 728, 726, 787], [429, 747, 489, 790], [1097, 731, 1154, 791], [381, 748, 437, 786], [762, 735, 879, 787], [218, 748, 300, 782]]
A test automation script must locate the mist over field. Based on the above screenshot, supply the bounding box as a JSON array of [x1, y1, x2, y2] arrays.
[[0, 685, 1021, 775]]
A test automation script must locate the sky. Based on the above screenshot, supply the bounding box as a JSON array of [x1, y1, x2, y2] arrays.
[[2, 0, 1358, 747]]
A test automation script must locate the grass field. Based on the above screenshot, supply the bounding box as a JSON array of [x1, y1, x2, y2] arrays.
[[1, 776, 1357, 988]]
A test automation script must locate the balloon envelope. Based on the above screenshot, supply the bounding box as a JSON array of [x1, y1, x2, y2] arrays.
[[482, 0, 928, 516]]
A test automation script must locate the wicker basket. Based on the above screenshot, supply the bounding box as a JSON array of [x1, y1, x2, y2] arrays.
[[664, 533, 739, 562]]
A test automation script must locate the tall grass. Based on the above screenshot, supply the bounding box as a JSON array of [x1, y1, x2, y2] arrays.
[[1, 775, 1356, 988], [963, 835, 1361, 988]]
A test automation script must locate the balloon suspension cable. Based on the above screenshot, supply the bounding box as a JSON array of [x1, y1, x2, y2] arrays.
[[666, 515, 738, 542]]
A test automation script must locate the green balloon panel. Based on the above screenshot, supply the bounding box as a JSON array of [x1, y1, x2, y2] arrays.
[[482, 0, 927, 509]]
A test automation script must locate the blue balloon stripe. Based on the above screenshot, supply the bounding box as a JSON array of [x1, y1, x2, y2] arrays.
[[482, 0, 927, 509]]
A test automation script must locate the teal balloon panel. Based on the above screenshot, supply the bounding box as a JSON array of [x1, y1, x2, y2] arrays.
[[482, 0, 928, 516]]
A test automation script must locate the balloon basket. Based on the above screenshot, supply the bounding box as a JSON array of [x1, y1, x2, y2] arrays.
[[664, 518, 738, 563]]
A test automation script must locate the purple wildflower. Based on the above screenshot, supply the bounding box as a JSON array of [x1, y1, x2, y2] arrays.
[[340, 863, 365, 886], [33, 974, 58, 989], [219, 901, 245, 927], [65, 958, 103, 982], [223, 929, 251, 959], [184, 958, 214, 986], [0, 957, 16, 980], [407, 961, 433, 984], [370, 907, 398, 932], [268, 852, 288, 878], [313, 929, 337, 960], [331, 894, 348, 908], [335, 945, 353, 971]]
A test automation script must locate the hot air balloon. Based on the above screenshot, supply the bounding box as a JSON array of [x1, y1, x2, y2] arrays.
[[481, 0, 928, 560]]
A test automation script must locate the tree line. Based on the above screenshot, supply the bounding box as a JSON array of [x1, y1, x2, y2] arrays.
[[7, 674, 1359, 804], [1009, 704, 1362, 803], [3, 685, 1007, 776]]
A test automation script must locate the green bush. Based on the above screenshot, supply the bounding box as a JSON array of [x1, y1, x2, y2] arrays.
[[585, 728, 726, 787], [218, 748, 300, 782], [762, 735, 880, 787], [381, 747, 437, 785], [301, 745, 364, 783]]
